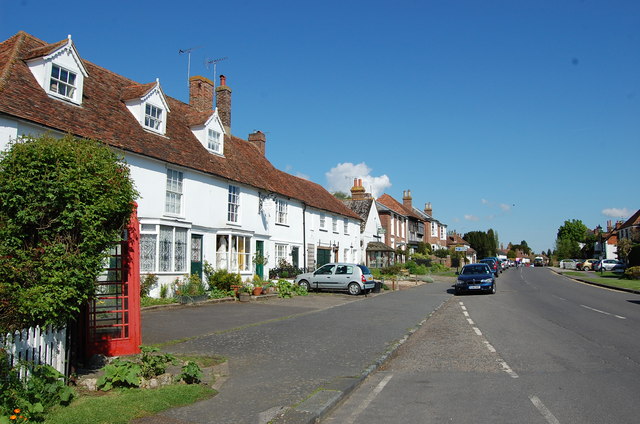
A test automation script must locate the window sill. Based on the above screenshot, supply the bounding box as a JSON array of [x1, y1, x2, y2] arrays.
[[275, 222, 289, 227]]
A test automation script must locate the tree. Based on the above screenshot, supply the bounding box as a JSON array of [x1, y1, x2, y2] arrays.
[[556, 219, 588, 243], [556, 237, 580, 260], [332, 191, 350, 200], [463, 231, 493, 258], [0, 135, 138, 332]]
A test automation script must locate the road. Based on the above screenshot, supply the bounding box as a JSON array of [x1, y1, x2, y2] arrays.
[[323, 266, 640, 424]]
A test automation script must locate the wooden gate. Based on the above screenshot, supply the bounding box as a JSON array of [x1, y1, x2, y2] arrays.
[[86, 206, 141, 357]]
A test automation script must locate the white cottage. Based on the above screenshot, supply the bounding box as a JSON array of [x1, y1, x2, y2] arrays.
[[0, 32, 362, 294]]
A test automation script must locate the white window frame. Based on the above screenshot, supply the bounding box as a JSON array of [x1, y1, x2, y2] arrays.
[[165, 169, 183, 215], [207, 128, 222, 153], [216, 234, 251, 273], [227, 185, 240, 223], [144, 103, 163, 131], [343, 218, 349, 235], [140, 224, 188, 273], [319, 213, 326, 231], [275, 244, 288, 265], [49, 64, 77, 100], [332, 216, 338, 233], [431, 222, 437, 237], [276, 199, 288, 225]]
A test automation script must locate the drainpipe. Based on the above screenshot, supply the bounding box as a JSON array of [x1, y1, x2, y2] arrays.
[[303, 203, 307, 271]]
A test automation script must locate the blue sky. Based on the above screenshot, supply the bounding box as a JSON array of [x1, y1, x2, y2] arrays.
[[1, 0, 638, 253]]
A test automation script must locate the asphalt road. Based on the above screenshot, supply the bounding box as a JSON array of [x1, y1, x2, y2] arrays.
[[323, 266, 640, 424], [140, 282, 451, 424]]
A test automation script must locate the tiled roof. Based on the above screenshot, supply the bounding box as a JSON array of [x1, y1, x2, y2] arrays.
[[342, 198, 374, 232], [620, 209, 640, 229], [0, 31, 360, 221], [376, 194, 409, 217]]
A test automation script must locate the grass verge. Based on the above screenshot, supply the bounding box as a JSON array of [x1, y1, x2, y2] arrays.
[[45, 384, 216, 424], [562, 271, 640, 291]]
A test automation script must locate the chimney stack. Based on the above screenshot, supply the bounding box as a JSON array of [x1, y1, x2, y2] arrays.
[[351, 178, 366, 200], [189, 76, 214, 112], [216, 75, 232, 133], [403, 189, 412, 210], [424, 202, 433, 217], [248, 131, 266, 156]]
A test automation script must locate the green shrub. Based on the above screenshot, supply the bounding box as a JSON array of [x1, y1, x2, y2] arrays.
[[172, 274, 206, 297], [429, 263, 449, 273], [0, 360, 75, 422], [380, 264, 403, 276], [624, 266, 640, 280], [0, 134, 138, 332], [275, 279, 308, 298], [206, 269, 242, 291], [140, 274, 158, 297], [96, 358, 141, 391], [178, 361, 203, 384], [139, 346, 176, 379], [268, 260, 302, 280], [159, 284, 169, 299]]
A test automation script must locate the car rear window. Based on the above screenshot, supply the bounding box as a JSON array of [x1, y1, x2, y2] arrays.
[[358, 265, 372, 274]]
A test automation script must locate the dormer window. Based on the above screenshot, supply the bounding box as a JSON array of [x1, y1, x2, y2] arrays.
[[145, 104, 163, 130], [26, 35, 88, 106], [49, 65, 76, 99], [208, 129, 221, 153]]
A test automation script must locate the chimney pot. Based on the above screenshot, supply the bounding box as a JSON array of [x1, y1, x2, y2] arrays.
[[189, 76, 214, 112], [248, 131, 266, 156], [216, 75, 232, 133]]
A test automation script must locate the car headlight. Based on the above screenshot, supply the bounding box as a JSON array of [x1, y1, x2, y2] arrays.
[[456, 279, 464, 285], [480, 278, 493, 283]]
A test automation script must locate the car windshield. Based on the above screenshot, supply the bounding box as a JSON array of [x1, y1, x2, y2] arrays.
[[462, 265, 489, 275]]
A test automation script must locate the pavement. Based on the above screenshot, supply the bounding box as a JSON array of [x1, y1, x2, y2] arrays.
[[134, 277, 454, 424], [548, 266, 640, 294]]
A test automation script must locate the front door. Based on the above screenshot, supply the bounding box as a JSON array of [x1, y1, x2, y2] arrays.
[[255, 240, 264, 280], [190, 234, 203, 280], [317, 248, 331, 267], [291, 246, 299, 268]]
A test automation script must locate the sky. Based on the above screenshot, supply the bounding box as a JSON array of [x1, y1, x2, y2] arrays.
[[1, 0, 638, 254]]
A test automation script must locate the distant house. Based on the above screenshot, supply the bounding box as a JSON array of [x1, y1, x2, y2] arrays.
[[618, 210, 640, 242], [0, 31, 362, 292], [376, 194, 409, 261], [446, 232, 477, 264], [594, 220, 623, 260], [342, 179, 394, 268]]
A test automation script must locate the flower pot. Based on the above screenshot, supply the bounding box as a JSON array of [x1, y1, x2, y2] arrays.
[[238, 292, 251, 302], [252, 287, 263, 296]]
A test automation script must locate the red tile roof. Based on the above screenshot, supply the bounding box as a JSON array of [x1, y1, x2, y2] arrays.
[[620, 209, 640, 229], [377, 194, 411, 217], [0, 31, 359, 221]]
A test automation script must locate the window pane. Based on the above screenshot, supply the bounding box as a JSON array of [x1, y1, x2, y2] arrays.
[[159, 226, 173, 272], [140, 234, 157, 272], [174, 228, 187, 272]]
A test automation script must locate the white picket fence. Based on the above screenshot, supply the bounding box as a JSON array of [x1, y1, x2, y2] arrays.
[[1, 326, 69, 377]]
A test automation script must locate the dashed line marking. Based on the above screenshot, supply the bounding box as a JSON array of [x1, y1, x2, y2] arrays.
[[472, 327, 482, 336], [581, 304, 626, 319], [463, 311, 470, 317], [500, 360, 519, 379], [484, 341, 496, 353], [530, 395, 561, 424], [467, 318, 475, 325]]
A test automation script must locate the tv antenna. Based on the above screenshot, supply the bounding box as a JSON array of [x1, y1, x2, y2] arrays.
[[178, 46, 202, 89], [205, 56, 228, 88]]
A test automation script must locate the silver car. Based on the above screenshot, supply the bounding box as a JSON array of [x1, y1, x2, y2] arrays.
[[295, 263, 376, 295]]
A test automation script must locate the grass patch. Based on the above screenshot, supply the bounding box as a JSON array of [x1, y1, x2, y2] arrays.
[[45, 384, 216, 424], [562, 271, 640, 291], [141, 297, 178, 308]]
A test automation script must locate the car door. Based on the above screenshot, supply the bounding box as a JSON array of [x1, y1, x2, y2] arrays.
[[334, 264, 354, 289], [312, 264, 335, 289]]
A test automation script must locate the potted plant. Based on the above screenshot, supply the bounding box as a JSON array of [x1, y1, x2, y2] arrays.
[[238, 281, 254, 302]]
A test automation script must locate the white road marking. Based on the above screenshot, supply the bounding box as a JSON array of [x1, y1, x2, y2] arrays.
[[460, 305, 467, 310], [500, 361, 519, 379], [463, 310, 470, 317], [580, 304, 626, 319], [467, 318, 475, 325], [344, 373, 393, 424], [530, 395, 561, 424], [472, 327, 482, 336], [483, 341, 496, 353]]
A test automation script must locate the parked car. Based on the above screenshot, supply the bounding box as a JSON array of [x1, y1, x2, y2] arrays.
[[579, 259, 599, 271], [455, 263, 496, 295], [595, 259, 624, 271], [294, 263, 376, 295], [559, 259, 578, 269], [611, 263, 627, 274], [479, 258, 500, 276]]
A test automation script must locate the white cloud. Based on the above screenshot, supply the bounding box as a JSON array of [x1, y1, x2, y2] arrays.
[[499, 203, 511, 212], [481, 198, 489, 205], [602, 208, 632, 218], [325, 162, 391, 198], [295, 172, 311, 181], [464, 214, 479, 221]]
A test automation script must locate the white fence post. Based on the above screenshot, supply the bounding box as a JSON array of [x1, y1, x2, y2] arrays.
[[1, 325, 68, 377]]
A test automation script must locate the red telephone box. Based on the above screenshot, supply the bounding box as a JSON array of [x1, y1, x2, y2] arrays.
[[86, 206, 141, 357]]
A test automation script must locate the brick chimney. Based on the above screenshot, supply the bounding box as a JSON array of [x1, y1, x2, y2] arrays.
[[351, 178, 366, 200], [248, 131, 266, 156], [189, 76, 214, 112], [403, 189, 412, 210], [216, 74, 232, 133], [424, 202, 433, 217]]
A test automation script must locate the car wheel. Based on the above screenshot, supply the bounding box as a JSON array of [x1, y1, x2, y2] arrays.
[[298, 280, 311, 291], [348, 282, 362, 295], [454, 287, 461, 296]]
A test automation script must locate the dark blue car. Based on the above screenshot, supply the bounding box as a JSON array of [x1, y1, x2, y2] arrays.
[[455, 263, 496, 295]]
